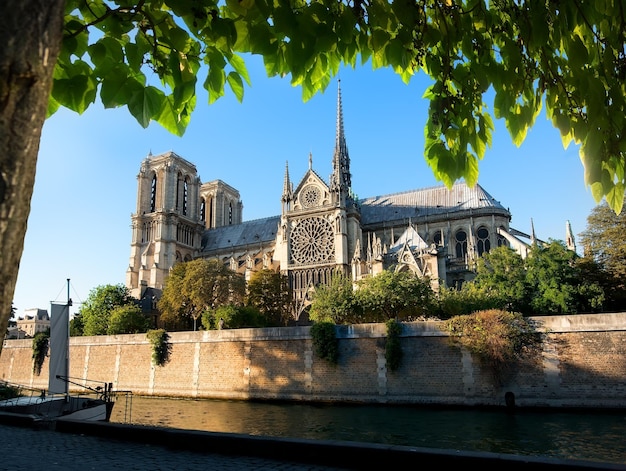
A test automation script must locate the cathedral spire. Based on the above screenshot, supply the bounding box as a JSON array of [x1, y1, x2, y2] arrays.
[[282, 161, 292, 210], [566, 220, 576, 253], [331, 79, 352, 197]]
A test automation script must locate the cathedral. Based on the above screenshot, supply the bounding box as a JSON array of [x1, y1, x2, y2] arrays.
[[126, 83, 570, 320]]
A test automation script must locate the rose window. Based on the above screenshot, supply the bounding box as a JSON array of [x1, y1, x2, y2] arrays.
[[290, 217, 335, 264], [300, 185, 322, 208]]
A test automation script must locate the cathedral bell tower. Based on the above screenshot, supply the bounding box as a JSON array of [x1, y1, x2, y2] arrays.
[[126, 151, 205, 300], [275, 81, 363, 317]]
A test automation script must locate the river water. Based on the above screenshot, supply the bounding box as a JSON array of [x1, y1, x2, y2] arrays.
[[109, 395, 626, 466]]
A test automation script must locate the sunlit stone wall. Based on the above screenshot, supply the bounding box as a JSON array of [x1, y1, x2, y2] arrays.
[[1, 314, 625, 408]]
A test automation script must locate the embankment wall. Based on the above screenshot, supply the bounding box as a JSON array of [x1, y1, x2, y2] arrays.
[[1, 313, 625, 408]]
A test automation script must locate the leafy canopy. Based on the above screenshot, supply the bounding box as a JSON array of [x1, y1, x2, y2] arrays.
[[56, 1, 626, 214], [79, 284, 138, 336], [158, 258, 246, 329]]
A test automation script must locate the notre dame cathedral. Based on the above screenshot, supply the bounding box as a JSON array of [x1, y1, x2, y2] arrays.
[[126, 83, 575, 320]]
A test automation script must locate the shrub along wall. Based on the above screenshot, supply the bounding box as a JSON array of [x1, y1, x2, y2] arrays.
[[1, 313, 625, 408]]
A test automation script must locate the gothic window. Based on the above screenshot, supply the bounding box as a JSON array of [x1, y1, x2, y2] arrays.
[[455, 230, 468, 259], [229, 202, 233, 224], [200, 198, 206, 222], [182, 177, 189, 216], [208, 197, 214, 228], [290, 217, 335, 264], [476, 226, 490, 256], [433, 230, 442, 246], [175, 172, 183, 212], [497, 227, 509, 248], [300, 184, 321, 208], [150, 174, 157, 212]]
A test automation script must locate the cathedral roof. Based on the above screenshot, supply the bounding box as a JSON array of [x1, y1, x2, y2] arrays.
[[201, 216, 280, 254], [200, 182, 510, 255], [359, 182, 509, 226]]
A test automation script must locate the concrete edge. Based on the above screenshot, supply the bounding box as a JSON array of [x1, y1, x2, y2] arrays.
[[52, 419, 626, 471]]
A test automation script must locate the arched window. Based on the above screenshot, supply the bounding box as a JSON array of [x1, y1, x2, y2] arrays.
[[208, 197, 214, 228], [182, 177, 189, 216], [476, 226, 490, 256], [150, 174, 157, 212], [433, 230, 442, 246], [455, 230, 468, 259], [228, 202, 233, 224], [200, 198, 206, 223]]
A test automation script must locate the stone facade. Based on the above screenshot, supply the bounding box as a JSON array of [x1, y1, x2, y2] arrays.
[[126, 82, 575, 320], [1, 313, 625, 409]]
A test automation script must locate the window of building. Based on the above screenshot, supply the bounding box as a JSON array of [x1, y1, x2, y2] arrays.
[[150, 174, 157, 212], [200, 198, 206, 222], [183, 177, 189, 216], [229, 202, 233, 224], [455, 230, 467, 259], [476, 226, 490, 256]]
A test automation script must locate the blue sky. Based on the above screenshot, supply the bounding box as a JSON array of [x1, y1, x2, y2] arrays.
[[13, 57, 598, 317]]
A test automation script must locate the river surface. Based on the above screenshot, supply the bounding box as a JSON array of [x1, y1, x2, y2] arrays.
[[109, 395, 626, 466]]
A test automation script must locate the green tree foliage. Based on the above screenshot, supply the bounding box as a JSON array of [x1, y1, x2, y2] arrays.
[[471, 245, 532, 313], [354, 270, 434, 322], [158, 259, 245, 331], [201, 304, 268, 330], [579, 200, 626, 310], [246, 269, 293, 327], [80, 284, 138, 336], [445, 309, 541, 384], [434, 285, 495, 319], [107, 304, 150, 335], [525, 241, 604, 315], [45, 1, 626, 214], [309, 273, 360, 324], [3, 0, 625, 354], [69, 313, 84, 336]]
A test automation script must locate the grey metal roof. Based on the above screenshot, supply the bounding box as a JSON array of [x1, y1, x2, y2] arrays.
[[201, 182, 509, 253], [201, 216, 280, 253], [359, 182, 509, 226]]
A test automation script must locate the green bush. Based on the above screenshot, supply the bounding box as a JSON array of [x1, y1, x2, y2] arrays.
[[147, 329, 171, 366], [310, 322, 339, 364], [385, 319, 402, 371], [445, 310, 542, 384]]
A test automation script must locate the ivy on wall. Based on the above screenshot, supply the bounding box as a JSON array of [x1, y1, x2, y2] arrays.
[[385, 319, 403, 372], [32, 331, 49, 375], [310, 322, 339, 364], [147, 329, 171, 366]]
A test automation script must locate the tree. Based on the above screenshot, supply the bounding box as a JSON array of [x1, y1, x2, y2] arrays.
[[471, 245, 532, 314], [79, 284, 138, 336], [309, 273, 361, 325], [354, 270, 434, 322], [69, 313, 84, 336], [580, 200, 626, 279], [202, 304, 267, 330], [3, 1, 625, 353], [246, 269, 293, 326], [158, 259, 245, 330], [107, 304, 150, 335], [525, 240, 604, 315]]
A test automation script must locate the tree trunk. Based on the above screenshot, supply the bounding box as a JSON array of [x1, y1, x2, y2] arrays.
[[0, 1, 65, 353]]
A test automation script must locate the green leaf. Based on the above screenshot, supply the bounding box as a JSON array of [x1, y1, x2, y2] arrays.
[[51, 74, 97, 114], [127, 86, 165, 128], [226, 72, 244, 102]]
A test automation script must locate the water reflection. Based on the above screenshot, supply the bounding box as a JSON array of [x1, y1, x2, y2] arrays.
[[110, 396, 626, 465]]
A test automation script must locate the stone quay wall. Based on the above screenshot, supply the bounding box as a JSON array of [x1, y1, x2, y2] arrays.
[[1, 313, 625, 408]]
